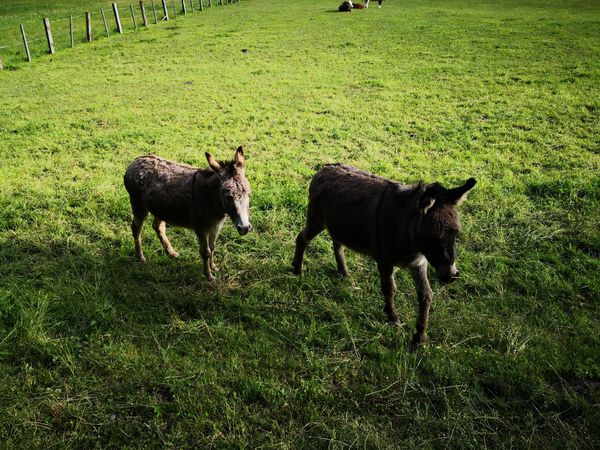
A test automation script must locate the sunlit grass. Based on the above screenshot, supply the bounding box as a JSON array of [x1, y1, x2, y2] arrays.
[[0, 0, 599, 447]]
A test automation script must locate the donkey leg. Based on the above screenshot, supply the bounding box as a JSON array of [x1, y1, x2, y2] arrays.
[[292, 203, 324, 275], [208, 220, 224, 272], [378, 263, 400, 324], [152, 217, 179, 258], [332, 241, 349, 277], [197, 232, 215, 281], [130, 200, 148, 263], [409, 257, 433, 349]]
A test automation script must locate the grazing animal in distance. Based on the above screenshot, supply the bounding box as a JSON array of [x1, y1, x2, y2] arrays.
[[292, 164, 476, 349], [124, 146, 252, 281], [339, 1, 352, 11], [352, 0, 369, 9]]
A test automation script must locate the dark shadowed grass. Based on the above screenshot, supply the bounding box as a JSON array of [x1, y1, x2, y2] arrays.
[[0, 0, 599, 447]]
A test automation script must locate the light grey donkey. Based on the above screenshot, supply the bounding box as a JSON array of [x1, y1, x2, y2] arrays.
[[124, 146, 251, 281]]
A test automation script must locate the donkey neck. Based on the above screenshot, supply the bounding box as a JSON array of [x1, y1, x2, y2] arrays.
[[193, 170, 227, 223], [376, 183, 423, 264]]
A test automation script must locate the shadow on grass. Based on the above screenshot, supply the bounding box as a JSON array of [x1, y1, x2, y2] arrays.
[[0, 226, 366, 344], [1, 236, 247, 326]]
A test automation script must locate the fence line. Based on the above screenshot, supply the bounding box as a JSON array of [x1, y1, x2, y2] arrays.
[[0, 0, 159, 26], [0, 0, 242, 68]]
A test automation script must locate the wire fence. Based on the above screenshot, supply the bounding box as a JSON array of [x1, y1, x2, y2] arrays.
[[0, 0, 241, 69]]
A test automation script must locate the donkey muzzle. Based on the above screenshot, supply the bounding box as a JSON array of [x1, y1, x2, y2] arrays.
[[236, 223, 252, 235], [440, 271, 459, 284], [439, 262, 459, 284]]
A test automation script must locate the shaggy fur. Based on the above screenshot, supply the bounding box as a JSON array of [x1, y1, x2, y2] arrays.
[[124, 146, 251, 281], [292, 163, 475, 349]]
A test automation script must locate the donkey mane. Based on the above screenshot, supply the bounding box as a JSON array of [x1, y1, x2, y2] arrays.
[[211, 159, 251, 197], [213, 159, 236, 169], [211, 158, 244, 177]]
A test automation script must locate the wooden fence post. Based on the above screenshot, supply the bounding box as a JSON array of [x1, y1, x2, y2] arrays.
[[69, 16, 74, 47], [86, 12, 92, 42], [43, 18, 55, 54], [130, 4, 138, 29], [112, 3, 123, 33], [162, 0, 169, 20], [172, 0, 178, 18], [101, 8, 110, 36], [140, 1, 148, 26], [21, 24, 32, 61], [182, 0, 187, 15], [151, 0, 158, 23]]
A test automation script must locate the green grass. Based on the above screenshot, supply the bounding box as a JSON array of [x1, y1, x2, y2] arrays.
[[0, 0, 218, 64], [1, 0, 599, 447]]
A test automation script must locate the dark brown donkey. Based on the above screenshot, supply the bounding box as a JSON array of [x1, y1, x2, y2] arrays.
[[124, 146, 251, 281], [292, 164, 475, 348]]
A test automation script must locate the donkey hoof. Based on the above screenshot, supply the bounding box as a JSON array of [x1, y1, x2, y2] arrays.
[[169, 251, 180, 259], [206, 274, 216, 282], [410, 333, 430, 351], [386, 312, 400, 324], [292, 265, 302, 276], [138, 256, 147, 264]]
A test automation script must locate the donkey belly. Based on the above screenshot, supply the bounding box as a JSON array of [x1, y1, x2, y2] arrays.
[[146, 189, 191, 226], [310, 164, 387, 256], [321, 201, 375, 255], [136, 174, 189, 224]]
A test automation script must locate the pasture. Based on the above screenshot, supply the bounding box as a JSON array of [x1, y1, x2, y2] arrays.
[[1, 0, 599, 447]]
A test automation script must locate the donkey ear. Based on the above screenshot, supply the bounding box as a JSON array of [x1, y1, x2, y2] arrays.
[[419, 195, 436, 215], [448, 178, 476, 205], [234, 146, 244, 168], [205, 152, 222, 174], [418, 184, 439, 215]]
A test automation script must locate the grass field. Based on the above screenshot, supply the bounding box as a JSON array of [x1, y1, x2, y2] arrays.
[[1, 0, 599, 447]]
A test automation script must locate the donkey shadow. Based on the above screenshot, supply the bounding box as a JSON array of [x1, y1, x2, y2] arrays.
[[1, 224, 402, 338], [0, 230, 266, 334]]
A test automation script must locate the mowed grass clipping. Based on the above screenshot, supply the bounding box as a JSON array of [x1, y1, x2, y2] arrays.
[[1, 0, 599, 447]]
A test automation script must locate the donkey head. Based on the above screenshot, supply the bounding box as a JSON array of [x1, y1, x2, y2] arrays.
[[417, 178, 476, 283], [205, 146, 252, 235]]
